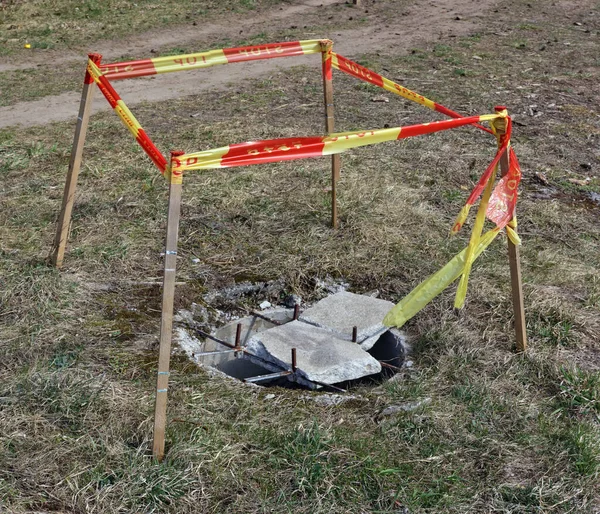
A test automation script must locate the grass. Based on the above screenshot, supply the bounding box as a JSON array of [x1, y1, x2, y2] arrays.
[[0, 4, 372, 106], [0, 62, 83, 107], [0, 0, 374, 61], [1, 0, 600, 512], [0, 0, 286, 57]]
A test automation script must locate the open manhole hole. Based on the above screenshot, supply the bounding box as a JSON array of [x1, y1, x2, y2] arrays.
[[176, 291, 408, 390]]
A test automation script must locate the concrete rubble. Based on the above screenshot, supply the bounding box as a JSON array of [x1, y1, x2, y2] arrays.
[[299, 291, 395, 350], [179, 290, 407, 388], [246, 320, 382, 386]]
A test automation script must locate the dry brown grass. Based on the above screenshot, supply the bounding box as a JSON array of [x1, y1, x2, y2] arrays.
[[0, 0, 288, 56], [1, 0, 599, 512]]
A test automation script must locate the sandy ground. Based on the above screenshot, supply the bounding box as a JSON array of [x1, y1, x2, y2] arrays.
[[0, 0, 496, 129]]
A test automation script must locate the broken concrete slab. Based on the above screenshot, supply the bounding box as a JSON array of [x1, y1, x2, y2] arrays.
[[299, 291, 394, 349], [214, 307, 295, 346], [245, 320, 381, 386]]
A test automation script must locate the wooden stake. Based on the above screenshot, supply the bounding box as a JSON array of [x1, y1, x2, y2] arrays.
[[51, 53, 102, 268], [492, 106, 527, 352], [320, 40, 341, 229], [152, 150, 185, 461]]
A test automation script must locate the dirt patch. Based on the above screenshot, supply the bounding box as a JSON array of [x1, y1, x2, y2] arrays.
[[0, 0, 336, 72], [0, 0, 493, 128]]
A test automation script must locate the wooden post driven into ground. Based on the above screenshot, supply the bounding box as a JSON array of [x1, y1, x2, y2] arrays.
[[51, 53, 101, 268], [320, 40, 341, 229], [492, 106, 527, 352], [152, 150, 185, 461]]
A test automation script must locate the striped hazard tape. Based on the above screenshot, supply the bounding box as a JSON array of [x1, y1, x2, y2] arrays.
[[86, 59, 168, 173], [331, 52, 493, 134], [80, 38, 525, 335], [172, 113, 504, 173], [100, 40, 325, 80]]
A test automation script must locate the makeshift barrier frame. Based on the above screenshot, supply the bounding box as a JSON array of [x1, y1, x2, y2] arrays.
[[52, 40, 340, 267], [51, 39, 527, 461]]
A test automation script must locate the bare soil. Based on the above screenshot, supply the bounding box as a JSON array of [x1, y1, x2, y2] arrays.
[[0, 0, 492, 128]]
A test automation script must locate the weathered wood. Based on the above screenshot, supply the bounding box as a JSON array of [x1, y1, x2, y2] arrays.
[[52, 53, 101, 268], [152, 151, 185, 461], [493, 106, 527, 352], [320, 40, 341, 229]]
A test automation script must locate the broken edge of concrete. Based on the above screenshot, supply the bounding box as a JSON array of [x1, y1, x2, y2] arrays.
[[299, 291, 394, 345], [246, 320, 382, 386]]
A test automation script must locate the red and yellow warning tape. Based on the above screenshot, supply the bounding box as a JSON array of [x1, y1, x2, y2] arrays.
[[86, 58, 167, 172], [331, 53, 493, 133], [99, 40, 325, 80], [172, 114, 503, 173], [84, 38, 523, 327]]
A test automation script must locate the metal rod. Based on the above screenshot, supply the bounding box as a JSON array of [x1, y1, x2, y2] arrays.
[[291, 348, 297, 372], [293, 304, 300, 320], [244, 370, 293, 383], [310, 380, 346, 393], [248, 310, 283, 326], [193, 328, 237, 350], [379, 361, 403, 372], [352, 326, 358, 343], [194, 349, 237, 357], [235, 323, 242, 353]]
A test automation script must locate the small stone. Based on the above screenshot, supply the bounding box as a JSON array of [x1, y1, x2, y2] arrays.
[[568, 177, 591, 186], [264, 393, 275, 400], [259, 300, 272, 310], [371, 95, 389, 103], [314, 275, 349, 294], [301, 393, 359, 406], [404, 360, 414, 368], [175, 309, 195, 325], [379, 398, 431, 418]]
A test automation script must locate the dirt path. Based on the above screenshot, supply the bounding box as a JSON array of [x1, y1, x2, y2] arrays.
[[0, 0, 496, 129]]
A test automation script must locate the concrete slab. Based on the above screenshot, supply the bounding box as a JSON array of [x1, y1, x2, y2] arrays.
[[299, 291, 394, 348], [245, 320, 381, 386]]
